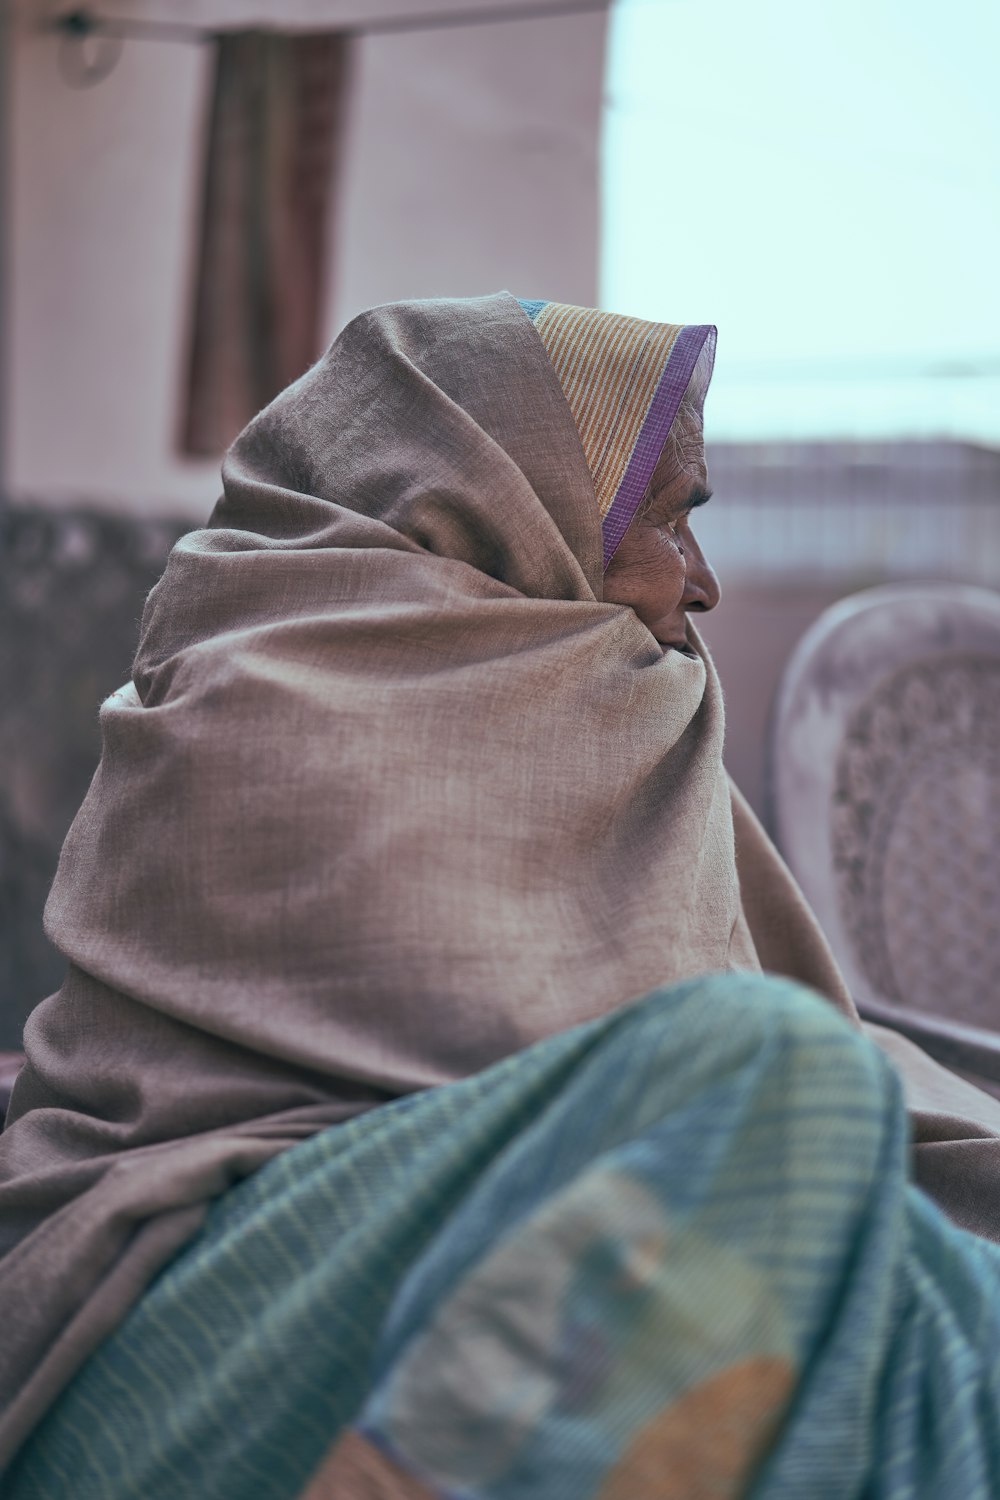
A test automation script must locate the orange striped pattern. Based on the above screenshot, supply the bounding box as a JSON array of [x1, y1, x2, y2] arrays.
[[532, 303, 684, 519]]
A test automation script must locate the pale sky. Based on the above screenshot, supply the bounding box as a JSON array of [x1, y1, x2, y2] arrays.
[[602, 0, 1000, 441]]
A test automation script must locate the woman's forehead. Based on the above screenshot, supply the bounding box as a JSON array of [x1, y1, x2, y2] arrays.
[[647, 415, 708, 500]]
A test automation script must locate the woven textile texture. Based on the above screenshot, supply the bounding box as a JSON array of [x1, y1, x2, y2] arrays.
[[10, 976, 1000, 1499], [4, 294, 1000, 1477], [519, 299, 714, 565]]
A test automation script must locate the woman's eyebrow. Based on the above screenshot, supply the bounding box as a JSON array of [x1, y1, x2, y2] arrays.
[[685, 485, 713, 509], [641, 481, 713, 520]]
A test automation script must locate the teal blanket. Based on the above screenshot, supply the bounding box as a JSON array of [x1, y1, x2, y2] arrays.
[[10, 974, 1000, 1498]]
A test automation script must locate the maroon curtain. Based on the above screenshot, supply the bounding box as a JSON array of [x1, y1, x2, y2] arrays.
[[181, 31, 347, 456]]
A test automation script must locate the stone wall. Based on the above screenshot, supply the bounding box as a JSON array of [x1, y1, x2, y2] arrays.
[[0, 506, 189, 1048]]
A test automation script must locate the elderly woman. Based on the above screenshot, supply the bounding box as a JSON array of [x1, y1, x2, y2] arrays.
[[2, 294, 1000, 1498]]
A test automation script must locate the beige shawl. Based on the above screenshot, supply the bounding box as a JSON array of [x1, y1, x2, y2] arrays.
[[0, 292, 995, 1469]]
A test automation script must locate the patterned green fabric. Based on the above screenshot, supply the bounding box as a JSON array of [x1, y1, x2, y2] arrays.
[[9, 974, 1000, 1498]]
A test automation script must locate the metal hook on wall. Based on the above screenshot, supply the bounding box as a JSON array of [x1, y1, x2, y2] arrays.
[[55, 11, 124, 87]]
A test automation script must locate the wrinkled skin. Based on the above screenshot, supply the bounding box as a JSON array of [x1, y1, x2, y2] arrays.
[[602, 411, 720, 652]]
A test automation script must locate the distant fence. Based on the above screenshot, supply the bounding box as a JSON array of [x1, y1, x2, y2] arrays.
[[700, 441, 1000, 586]]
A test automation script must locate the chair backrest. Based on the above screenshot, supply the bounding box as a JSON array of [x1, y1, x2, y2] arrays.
[[770, 583, 1000, 1036]]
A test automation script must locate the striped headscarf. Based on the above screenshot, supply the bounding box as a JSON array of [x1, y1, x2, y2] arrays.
[[519, 300, 716, 569]]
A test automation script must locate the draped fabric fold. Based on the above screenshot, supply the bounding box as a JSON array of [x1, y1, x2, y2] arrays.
[[0, 291, 990, 1474]]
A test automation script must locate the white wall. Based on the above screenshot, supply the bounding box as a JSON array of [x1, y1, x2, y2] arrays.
[[7, 2, 608, 520], [9, 24, 215, 515], [329, 10, 605, 334]]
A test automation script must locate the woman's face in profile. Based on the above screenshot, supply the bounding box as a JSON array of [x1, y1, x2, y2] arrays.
[[602, 414, 720, 653]]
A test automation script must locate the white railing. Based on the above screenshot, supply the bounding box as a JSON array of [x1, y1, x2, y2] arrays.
[[698, 441, 1000, 586]]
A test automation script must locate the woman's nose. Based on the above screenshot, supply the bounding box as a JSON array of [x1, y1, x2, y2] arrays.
[[682, 534, 721, 613]]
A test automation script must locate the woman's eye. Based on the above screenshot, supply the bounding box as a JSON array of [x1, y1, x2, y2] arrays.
[[656, 515, 688, 553]]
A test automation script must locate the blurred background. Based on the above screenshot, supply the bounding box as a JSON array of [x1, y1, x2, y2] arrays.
[[1, 0, 998, 1046]]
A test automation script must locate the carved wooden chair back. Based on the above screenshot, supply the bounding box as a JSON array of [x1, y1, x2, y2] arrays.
[[769, 583, 1000, 1082]]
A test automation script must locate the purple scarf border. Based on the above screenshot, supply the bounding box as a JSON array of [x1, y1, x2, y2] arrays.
[[601, 323, 717, 570]]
